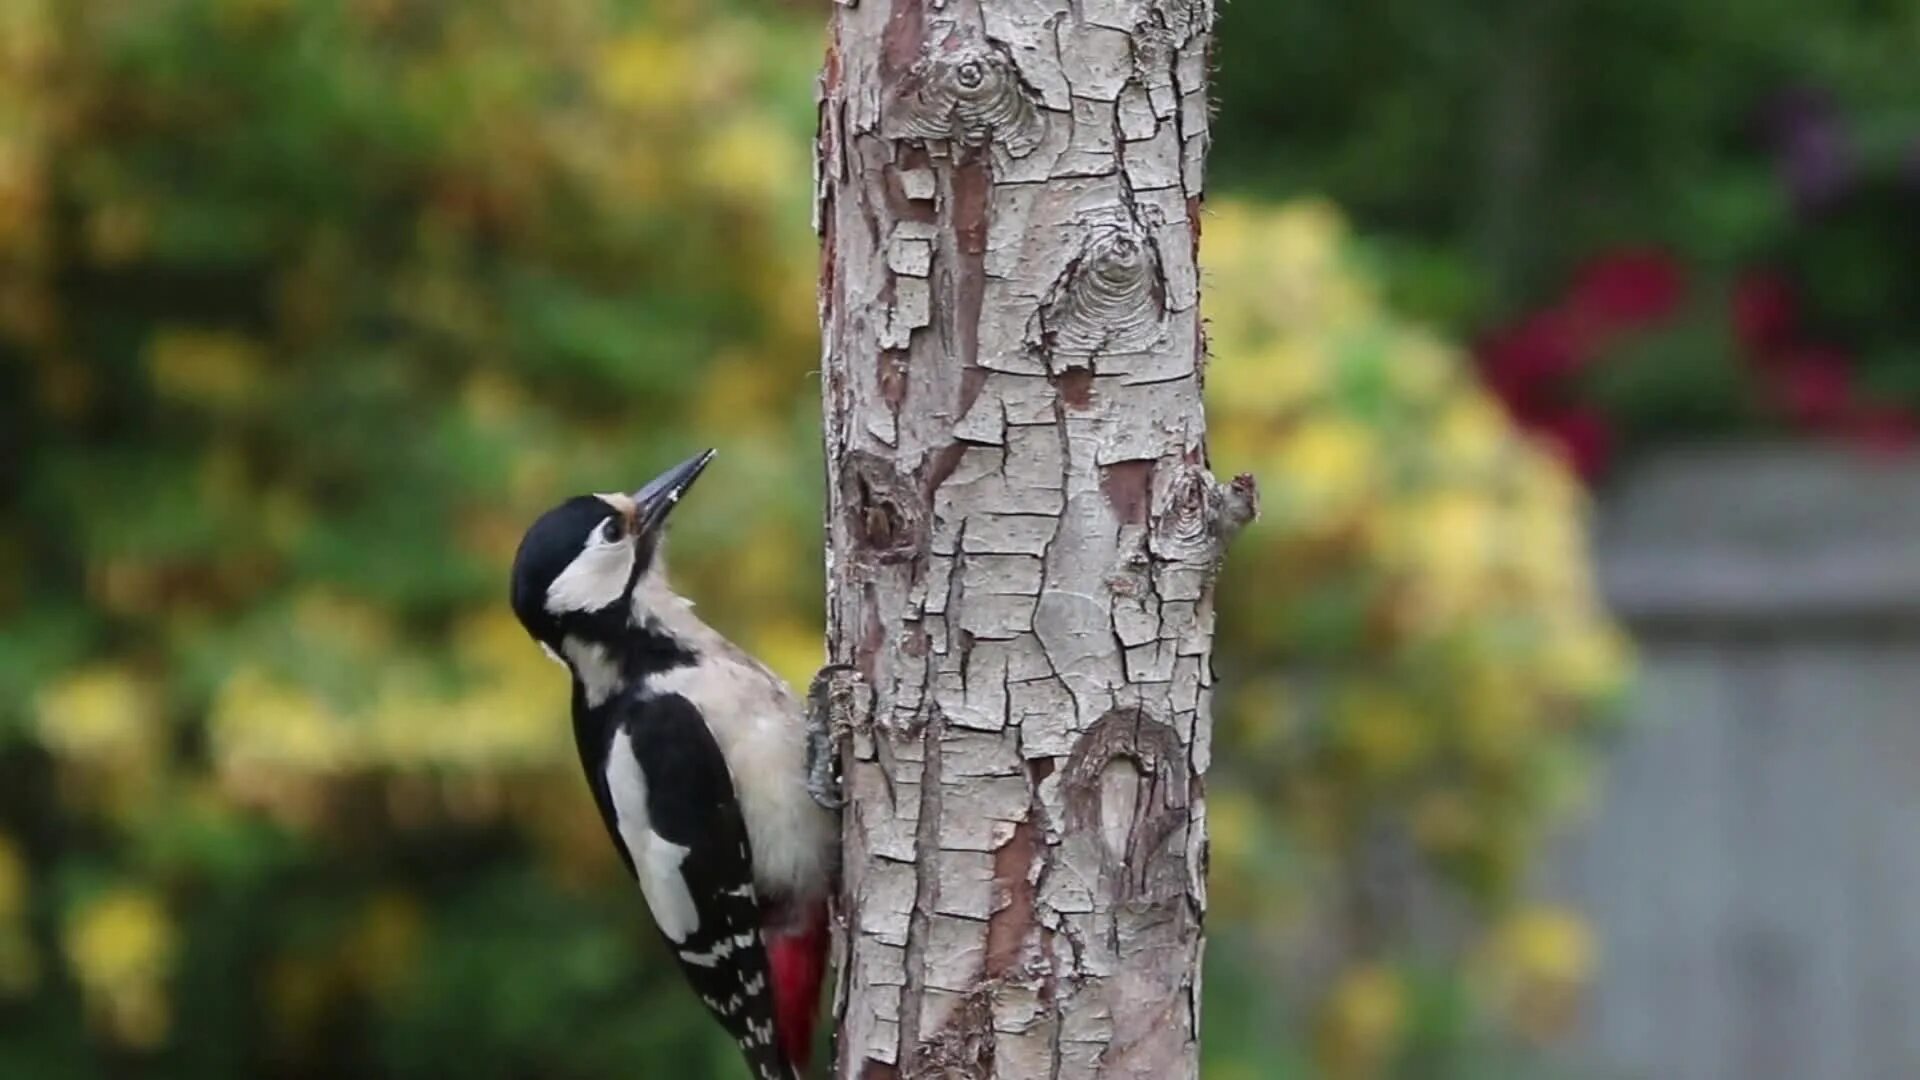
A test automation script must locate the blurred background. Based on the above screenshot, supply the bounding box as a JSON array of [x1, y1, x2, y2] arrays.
[[0, 1, 1913, 1077]]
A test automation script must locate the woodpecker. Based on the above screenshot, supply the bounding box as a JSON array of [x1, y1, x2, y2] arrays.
[[508, 450, 840, 1080]]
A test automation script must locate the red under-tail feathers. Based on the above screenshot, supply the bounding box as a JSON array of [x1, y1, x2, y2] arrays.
[[765, 902, 830, 1074]]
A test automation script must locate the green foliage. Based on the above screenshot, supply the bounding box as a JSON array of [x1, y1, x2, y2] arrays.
[[1, 0, 822, 1072], [1213, 0, 1920, 316]]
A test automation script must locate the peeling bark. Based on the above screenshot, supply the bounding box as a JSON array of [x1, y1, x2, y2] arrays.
[[816, 3, 1246, 1076]]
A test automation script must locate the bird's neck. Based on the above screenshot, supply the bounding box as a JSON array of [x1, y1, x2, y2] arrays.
[[561, 565, 719, 714], [564, 610, 701, 781], [561, 618, 696, 709]]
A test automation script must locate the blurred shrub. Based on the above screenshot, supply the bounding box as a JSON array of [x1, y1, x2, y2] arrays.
[[1213, 3, 1920, 482], [0, 1, 824, 1074], [1477, 242, 1920, 481], [1202, 199, 1628, 1078], [1213, 2, 1920, 336]]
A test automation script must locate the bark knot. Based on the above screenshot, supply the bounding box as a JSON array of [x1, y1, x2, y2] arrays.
[[881, 28, 1042, 157], [1062, 708, 1192, 905], [1035, 213, 1168, 364]]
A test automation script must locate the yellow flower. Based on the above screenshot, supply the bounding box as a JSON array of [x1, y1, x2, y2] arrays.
[[292, 589, 396, 656], [1431, 392, 1511, 476], [0, 0, 52, 75], [1266, 198, 1347, 269], [1207, 341, 1326, 415], [209, 667, 354, 776], [1497, 907, 1595, 985], [1457, 663, 1534, 762], [1205, 197, 1375, 350], [354, 611, 570, 771], [1389, 485, 1499, 629], [1317, 964, 1405, 1079], [593, 33, 691, 113], [1382, 332, 1455, 403], [35, 665, 159, 769], [453, 607, 545, 675], [695, 113, 798, 207], [1207, 788, 1261, 871], [1479, 906, 1596, 1040], [1273, 415, 1377, 517], [1541, 625, 1632, 702], [64, 888, 178, 1049]]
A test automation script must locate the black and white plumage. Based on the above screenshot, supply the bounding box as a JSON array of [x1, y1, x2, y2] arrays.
[[509, 451, 836, 1080], [591, 689, 783, 1073]]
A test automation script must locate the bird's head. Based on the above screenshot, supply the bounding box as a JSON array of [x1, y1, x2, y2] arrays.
[[509, 449, 715, 655]]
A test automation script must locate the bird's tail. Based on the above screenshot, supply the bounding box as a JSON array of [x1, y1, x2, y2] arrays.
[[765, 901, 830, 1075]]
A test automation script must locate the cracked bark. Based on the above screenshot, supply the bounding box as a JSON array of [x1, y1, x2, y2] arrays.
[[815, 3, 1247, 1077]]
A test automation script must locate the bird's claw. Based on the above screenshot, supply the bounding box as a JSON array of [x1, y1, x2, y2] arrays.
[[806, 664, 861, 811]]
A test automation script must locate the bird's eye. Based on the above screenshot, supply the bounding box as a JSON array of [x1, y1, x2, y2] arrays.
[[599, 518, 622, 544]]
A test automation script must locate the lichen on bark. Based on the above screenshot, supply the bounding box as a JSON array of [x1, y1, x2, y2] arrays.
[[816, 2, 1244, 1076]]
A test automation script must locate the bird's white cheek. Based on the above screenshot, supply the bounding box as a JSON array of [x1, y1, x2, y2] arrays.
[[545, 542, 636, 614]]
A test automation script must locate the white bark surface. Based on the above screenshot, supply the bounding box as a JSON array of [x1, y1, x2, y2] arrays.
[[814, 3, 1247, 1076]]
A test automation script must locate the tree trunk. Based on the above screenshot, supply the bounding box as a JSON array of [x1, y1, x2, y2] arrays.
[[815, 3, 1244, 1077]]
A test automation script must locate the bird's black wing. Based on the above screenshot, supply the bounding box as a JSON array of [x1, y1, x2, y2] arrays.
[[581, 688, 789, 1080]]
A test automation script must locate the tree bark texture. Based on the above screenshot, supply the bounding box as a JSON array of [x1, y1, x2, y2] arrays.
[[815, 2, 1244, 1077]]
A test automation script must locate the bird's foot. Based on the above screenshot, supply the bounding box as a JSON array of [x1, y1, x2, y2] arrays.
[[805, 664, 862, 811]]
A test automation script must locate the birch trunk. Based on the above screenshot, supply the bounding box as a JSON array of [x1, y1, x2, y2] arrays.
[[814, 3, 1247, 1076]]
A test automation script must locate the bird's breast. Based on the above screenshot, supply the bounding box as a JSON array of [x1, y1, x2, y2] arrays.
[[639, 660, 836, 904]]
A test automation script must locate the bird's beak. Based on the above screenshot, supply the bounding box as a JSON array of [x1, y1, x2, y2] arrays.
[[632, 449, 716, 536]]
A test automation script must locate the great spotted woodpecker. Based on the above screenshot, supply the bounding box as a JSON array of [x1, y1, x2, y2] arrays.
[[508, 450, 840, 1079]]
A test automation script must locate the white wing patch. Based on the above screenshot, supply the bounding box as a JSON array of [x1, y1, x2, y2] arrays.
[[605, 727, 700, 943]]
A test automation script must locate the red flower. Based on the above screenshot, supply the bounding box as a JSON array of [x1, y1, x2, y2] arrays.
[[1731, 272, 1798, 358], [1532, 407, 1614, 480], [1478, 308, 1595, 404], [1568, 249, 1686, 329], [1770, 348, 1856, 429]]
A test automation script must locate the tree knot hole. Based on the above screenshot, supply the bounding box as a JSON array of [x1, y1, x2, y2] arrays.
[[840, 451, 924, 563]]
